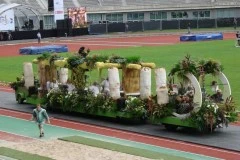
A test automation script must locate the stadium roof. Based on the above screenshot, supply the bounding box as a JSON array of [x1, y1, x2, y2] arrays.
[[0, 3, 41, 19]]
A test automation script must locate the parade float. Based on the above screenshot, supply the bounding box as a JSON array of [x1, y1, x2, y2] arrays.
[[11, 49, 237, 132]]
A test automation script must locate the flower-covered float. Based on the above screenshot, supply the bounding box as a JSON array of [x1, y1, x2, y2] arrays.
[[11, 49, 237, 132]]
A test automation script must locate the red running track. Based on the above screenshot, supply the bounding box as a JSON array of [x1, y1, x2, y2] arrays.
[[0, 108, 240, 160], [0, 33, 236, 57], [0, 131, 34, 143]]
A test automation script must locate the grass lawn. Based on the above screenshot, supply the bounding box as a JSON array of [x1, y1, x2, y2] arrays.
[[0, 39, 239, 108], [0, 147, 53, 160], [59, 136, 190, 160]]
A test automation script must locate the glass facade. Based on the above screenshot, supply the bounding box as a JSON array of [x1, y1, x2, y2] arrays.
[[87, 14, 103, 24], [192, 10, 210, 19], [127, 12, 144, 22], [106, 13, 123, 23], [171, 11, 189, 19], [150, 11, 167, 20], [217, 9, 234, 18]]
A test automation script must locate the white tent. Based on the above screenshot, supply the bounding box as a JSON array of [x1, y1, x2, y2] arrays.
[[0, 3, 42, 31]]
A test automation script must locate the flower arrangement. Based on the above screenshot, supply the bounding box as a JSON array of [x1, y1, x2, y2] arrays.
[[147, 96, 173, 119], [124, 96, 147, 118], [47, 88, 116, 113], [47, 89, 66, 109], [92, 94, 115, 112], [189, 97, 237, 132], [168, 55, 197, 82]]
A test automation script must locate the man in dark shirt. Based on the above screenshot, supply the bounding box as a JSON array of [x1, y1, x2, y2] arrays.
[[236, 31, 240, 46]]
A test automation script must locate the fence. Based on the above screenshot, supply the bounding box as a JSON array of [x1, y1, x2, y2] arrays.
[[89, 18, 240, 34]]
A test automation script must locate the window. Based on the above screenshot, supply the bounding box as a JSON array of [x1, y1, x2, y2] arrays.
[[193, 11, 198, 18], [162, 12, 167, 19], [192, 10, 210, 19], [171, 12, 177, 19], [204, 11, 210, 17], [150, 11, 167, 21], [171, 11, 188, 19], [199, 11, 205, 18], [44, 15, 55, 29], [106, 13, 123, 23], [87, 14, 103, 24], [127, 12, 144, 22]]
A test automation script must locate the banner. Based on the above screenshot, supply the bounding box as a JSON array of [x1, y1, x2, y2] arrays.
[[0, 9, 15, 31], [54, 0, 64, 22], [67, 7, 87, 28]]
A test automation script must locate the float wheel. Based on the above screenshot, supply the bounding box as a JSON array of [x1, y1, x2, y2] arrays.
[[17, 94, 24, 104], [164, 124, 178, 131]]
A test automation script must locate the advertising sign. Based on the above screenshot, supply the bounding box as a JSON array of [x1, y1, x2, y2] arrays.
[[0, 9, 15, 31], [67, 7, 87, 28], [54, 0, 64, 22]]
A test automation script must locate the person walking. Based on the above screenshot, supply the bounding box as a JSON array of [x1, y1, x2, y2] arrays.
[[233, 18, 237, 30], [31, 104, 50, 137], [37, 32, 41, 43], [187, 23, 191, 34]]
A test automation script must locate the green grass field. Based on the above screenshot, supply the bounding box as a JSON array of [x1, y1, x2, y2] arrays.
[[0, 147, 53, 160], [0, 39, 239, 108]]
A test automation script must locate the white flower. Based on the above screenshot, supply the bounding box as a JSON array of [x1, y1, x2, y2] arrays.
[[207, 103, 219, 113]]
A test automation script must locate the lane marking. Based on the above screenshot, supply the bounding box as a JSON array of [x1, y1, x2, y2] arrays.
[[0, 41, 38, 46], [49, 42, 141, 47], [0, 108, 240, 156], [60, 39, 174, 45]]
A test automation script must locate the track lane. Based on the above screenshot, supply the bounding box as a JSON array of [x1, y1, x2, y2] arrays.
[[0, 108, 239, 160]]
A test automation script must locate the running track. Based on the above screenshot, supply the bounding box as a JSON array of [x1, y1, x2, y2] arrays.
[[0, 32, 236, 57], [0, 108, 240, 160]]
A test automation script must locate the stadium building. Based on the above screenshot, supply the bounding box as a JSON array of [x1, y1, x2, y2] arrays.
[[0, 0, 239, 39]]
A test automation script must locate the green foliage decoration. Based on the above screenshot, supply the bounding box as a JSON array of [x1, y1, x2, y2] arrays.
[[109, 55, 126, 64], [47, 89, 66, 110], [148, 96, 173, 119], [10, 76, 24, 90], [90, 94, 116, 112], [46, 88, 116, 113], [124, 96, 147, 118], [49, 54, 64, 65], [198, 59, 223, 76], [67, 56, 85, 69], [125, 56, 141, 64], [85, 54, 109, 69], [189, 97, 237, 132], [37, 52, 51, 61], [168, 55, 197, 81]]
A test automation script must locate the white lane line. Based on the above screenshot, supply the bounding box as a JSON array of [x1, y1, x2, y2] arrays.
[[0, 41, 52, 46], [1, 108, 240, 156], [0, 42, 38, 46], [52, 42, 140, 47], [0, 87, 13, 91], [60, 40, 173, 45]]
